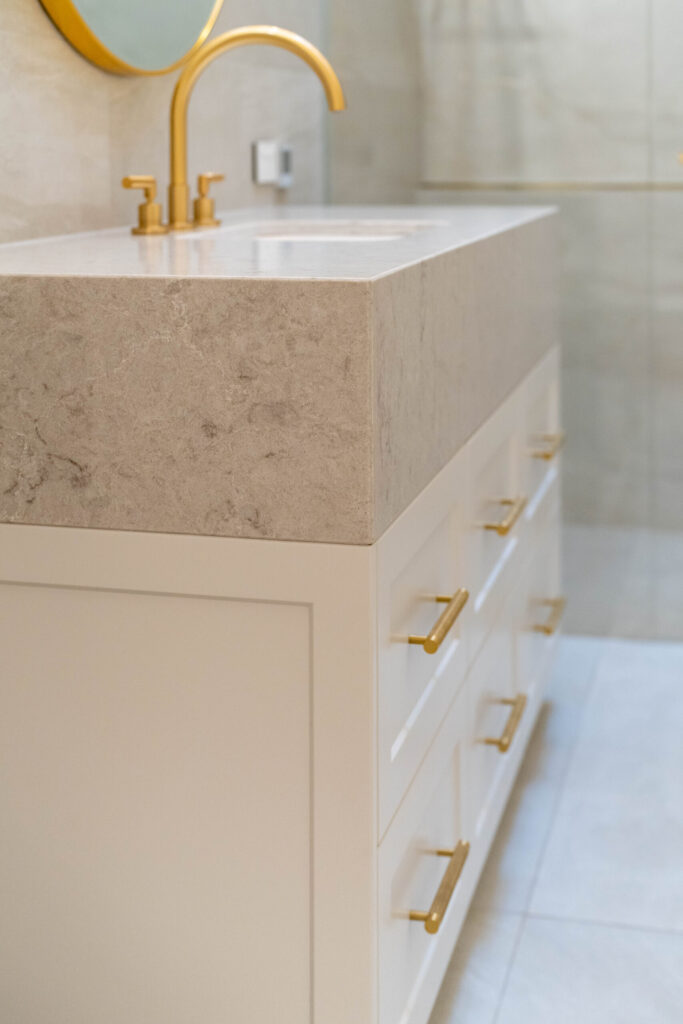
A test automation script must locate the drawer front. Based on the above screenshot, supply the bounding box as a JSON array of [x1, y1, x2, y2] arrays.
[[378, 686, 474, 1024], [464, 602, 520, 842], [520, 346, 562, 530], [517, 489, 562, 705], [465, 390, 524, 662], [377, 451, 469, 839]]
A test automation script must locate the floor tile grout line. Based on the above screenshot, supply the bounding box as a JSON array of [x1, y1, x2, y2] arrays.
[[525, 910, 683, 940], [489, 912, 527, 1024], [488, 638, 607, 1024], [489, 904, 683, 1024], [521, 636, 606, 913], [474, 635, 607, 920]]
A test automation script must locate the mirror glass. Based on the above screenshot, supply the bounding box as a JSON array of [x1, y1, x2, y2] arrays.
[[40, 0, 223, 74]]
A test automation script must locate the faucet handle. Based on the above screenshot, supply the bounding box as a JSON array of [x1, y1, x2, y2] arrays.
[[194, 172, 225, 229], [122, 175, 167, 236]]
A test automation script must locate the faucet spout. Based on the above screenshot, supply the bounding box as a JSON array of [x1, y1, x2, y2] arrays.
[[168, 25, 346, 230]]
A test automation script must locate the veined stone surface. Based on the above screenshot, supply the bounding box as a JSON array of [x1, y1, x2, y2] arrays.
[[0, 206, 558, 543]]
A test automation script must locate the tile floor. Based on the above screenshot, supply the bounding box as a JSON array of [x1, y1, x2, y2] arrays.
[[429, 635, 683, 1024], [562, 524, 683, 641]]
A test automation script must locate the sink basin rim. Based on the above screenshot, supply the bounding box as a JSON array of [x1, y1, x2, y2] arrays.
[[225, 218, 448, 242]]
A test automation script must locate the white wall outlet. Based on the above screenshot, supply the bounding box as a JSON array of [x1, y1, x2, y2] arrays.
[[252, 140, 293, 189]]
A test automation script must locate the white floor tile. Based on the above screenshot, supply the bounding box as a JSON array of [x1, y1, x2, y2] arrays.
[[561, 523, 642, 636], [496, 917, 683, 1024], [651, 531, 683, 639], [530, 640, 683, 930], [562, 523, 683, 641], [473, 637, 601, 913], [428, 909, 522, 1024]]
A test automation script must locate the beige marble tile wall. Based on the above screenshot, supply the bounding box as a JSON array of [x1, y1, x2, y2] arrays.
[[325, 0, 420, 203], [415, 0, 651, 185], [413, 0, 683, 640], [419, 187, 653, 529], [0, 0, 326, 242], [651, 5, 683, 536]]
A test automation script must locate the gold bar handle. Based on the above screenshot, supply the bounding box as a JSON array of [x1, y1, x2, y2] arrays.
[[408, 589, 469, 655], [530, 431, 566, 461], [482, 497, 527, 536], [531, 596, 566, 636], [482, 694, 527, 753], [409, 840, 470, 934]]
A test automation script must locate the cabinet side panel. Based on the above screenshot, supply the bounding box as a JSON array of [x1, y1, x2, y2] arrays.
[[0, 584, 311, 1024]]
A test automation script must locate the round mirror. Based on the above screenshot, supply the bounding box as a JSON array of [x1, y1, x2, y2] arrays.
[[39, 0, 224, 75]]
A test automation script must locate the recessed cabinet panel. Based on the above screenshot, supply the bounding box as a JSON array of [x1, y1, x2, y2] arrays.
[[465, 606, 517, 841], [377, 451, 469, 839], [378, 686, 472, 1024], [521, 346, 562, 526], [517, 490, 562, 705], [465, 392, 523, 662], [0, 584, 311, 1024]]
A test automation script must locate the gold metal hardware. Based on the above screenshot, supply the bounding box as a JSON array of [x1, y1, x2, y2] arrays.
[[193, 172, 225, 228], [121, 176, 168, 235], [530, 597, 566, 636], [530, 432, 566, 461], [481, 497, 527, 536], [408, 589, 469, 655], [168, 26, 346, 229], [409, 840, 470, 934], [38, 0, 224, 77], [482, 694, 527, 753]]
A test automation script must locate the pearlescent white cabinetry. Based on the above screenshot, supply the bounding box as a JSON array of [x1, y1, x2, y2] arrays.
[[0, 349, 562, 1024]]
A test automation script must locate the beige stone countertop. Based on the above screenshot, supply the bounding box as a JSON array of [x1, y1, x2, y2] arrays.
[[0, 205, 553, 281], [0, 205, 558, 544]]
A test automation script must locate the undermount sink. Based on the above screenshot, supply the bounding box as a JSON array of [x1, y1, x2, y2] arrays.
[[252, 219, 439, 242]]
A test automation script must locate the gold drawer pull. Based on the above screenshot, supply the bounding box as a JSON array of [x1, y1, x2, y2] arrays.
[[531, 596, 566, 636], [530, 431, 566, 461], [408, 589, 469, 655], [482, 693, 527, 753], [409, 840, 470, 934], [482, 497, 527, 536]]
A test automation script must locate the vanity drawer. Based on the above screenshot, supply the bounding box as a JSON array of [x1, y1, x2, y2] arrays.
[[516, 494, 562, 705], [465, 390, 524, 662], [378, 685, 473, 1024], [464, 598, 521, 843], [377, 453, 469, 839], [520, 346, 563, 527]]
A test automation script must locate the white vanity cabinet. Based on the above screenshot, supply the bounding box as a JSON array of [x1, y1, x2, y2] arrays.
[[0, 348, 562, 1024]]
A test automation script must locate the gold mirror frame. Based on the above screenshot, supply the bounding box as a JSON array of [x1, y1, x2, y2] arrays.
[[38, 0, 225, 76]]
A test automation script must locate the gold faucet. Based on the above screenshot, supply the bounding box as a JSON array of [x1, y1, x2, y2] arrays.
[[164, 25, 346, 231]]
